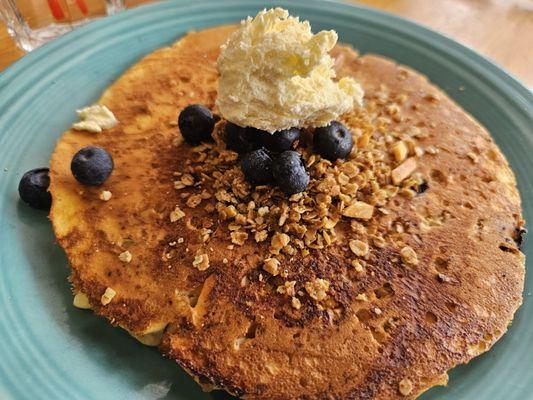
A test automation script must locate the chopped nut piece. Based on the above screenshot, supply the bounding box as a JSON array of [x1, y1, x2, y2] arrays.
[[355, 293, 368, 301], [200, 228, 212, 243], [374, 307, 382, 315], [118, 250, 132, 263], [283, 244, 297, 255], [255, 230, 268, 242], [373, 236, 386, 248], [192, 253, 210, 271], [170, 206, 185, 222], [257, 206, 269, 216], [223, 258, 229, 264], [263, 258, 280, 276], [173, 181, 186, 190], [323, 218, 337, 230], [101, 287, 116, 306], [277, 281, 296, 296], [305, 278, 330, 301], [349, 240, 369, 257], [391, 157, 417, 185], [278, 203, 289, 226], [400, 246, 418, 265], [352, 260, 364, 272], [218, 204, 237, 219], [340, 161, 360, 177], [99, 190, 112, 201], [271, 232, 290, 253], [235, 214, 247, 225], [186, 194, 203, 208], [73, 292, 91, 309], [181, 173, 195, 186], [228, 222, 241, 231], [342, 201, 374, 220], [398, 378, 413, 396], [291, 297, 302, 310], [231, 231, 249, 246], [337, 172, 350, 185], [342, 182, 359, 195], [391, 141, 408, 162]]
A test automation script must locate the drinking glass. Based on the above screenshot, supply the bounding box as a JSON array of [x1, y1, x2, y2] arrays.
[[0, 0, 125, 52]]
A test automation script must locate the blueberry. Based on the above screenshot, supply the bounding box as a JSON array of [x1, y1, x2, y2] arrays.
[[224, 122, 262, 154], [313, 121, 353, 161], [262, 127, 301, 152], [18, 168, 52, 210], [71, 146, 114, 186], [178, 104, 215, 145], [240, 148, 273, 185], [272, 151, 309, 195]]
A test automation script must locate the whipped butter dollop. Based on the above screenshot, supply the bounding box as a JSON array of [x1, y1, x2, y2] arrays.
[[72, 104, 118, 133], [216, 8, 364, 133]]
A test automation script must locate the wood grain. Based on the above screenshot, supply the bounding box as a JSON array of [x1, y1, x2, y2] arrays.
[[1, 0, 532, 86]]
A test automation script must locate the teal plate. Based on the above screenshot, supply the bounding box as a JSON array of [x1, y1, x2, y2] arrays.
[[0, 1, 532, 399]]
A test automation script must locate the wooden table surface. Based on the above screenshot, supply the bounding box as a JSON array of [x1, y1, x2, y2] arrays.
[[1, 0, 532, 86]]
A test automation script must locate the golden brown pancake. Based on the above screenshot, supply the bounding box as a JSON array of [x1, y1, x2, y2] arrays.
[[49, 25, 525, 399]]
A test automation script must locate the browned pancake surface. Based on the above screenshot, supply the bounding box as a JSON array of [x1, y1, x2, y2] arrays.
[[49, 26, 525, 399]]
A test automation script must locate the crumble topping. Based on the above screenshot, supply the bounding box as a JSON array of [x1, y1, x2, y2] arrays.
[[171, 86, 428, 308]]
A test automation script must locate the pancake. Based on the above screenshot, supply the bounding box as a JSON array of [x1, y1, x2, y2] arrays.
[[49, 25, 525, 399]]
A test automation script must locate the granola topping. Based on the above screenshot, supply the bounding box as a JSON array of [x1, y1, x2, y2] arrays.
[[192, 253, 210, 271], [171, 88, 430, 307], [263, 258, 281, 276], [305, 278, 330, 301]]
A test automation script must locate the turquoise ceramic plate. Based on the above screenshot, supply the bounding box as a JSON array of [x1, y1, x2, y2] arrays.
[[0, 1, 532, 399]]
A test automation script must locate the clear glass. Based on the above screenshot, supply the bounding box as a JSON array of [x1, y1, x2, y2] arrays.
[[0, 0, 125, 52]]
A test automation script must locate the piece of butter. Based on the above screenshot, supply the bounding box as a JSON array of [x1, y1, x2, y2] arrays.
[[72, 104, 118, 133], [216, 8, 364, 133]]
